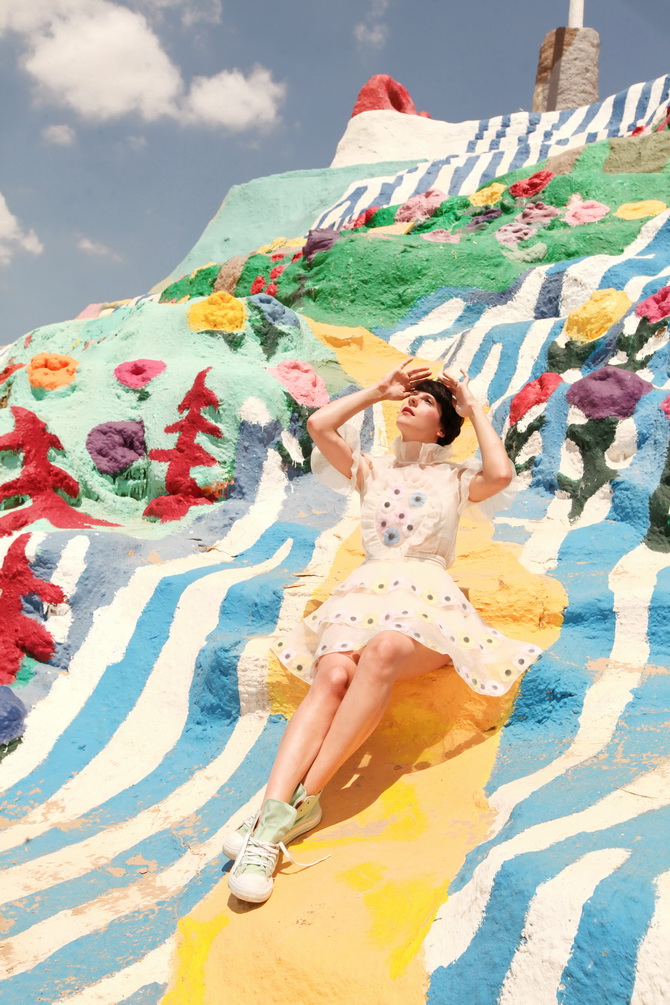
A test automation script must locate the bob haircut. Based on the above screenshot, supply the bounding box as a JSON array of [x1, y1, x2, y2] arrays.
[[412, 379, 464, 446]]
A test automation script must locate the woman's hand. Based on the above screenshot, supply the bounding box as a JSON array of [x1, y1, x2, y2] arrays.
[[375, 359, 433, 402], [438, 369, 479, 418]]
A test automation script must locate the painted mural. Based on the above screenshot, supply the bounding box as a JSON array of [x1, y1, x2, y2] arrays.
[[0, 71, 669, 1004]]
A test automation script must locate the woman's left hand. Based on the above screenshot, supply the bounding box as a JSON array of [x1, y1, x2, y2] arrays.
[[438, 369, 479, 418]]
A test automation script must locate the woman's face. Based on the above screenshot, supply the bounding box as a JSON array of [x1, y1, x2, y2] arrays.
[[396, 390, 444, 443]]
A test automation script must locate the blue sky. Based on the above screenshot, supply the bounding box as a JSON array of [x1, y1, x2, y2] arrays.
[[0, 0, 668, 348]]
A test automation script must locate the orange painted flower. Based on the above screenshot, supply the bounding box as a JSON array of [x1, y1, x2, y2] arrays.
[[27, 353, 79, 390]]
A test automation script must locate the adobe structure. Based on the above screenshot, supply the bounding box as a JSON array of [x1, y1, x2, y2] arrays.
[[0, 68, 669, 1004]]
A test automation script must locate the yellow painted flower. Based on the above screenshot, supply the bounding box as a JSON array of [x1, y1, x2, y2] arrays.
[[565, 288, 632, 342], [187, 291, 246, 331], [614, 200, 667, 220], [469, 182, 506, 207]]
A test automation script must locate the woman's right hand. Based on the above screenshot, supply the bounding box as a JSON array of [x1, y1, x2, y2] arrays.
[[375, 359, 433, 401]]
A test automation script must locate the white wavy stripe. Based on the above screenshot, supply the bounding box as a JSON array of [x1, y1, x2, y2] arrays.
[[0, 785, 265, 981], [55, 938, 176, 1005], [0, 712, 267, 907], [0, 450, 287, 796], [422, 757, 670, 975], [486, 540, 669, 840], [0, 538, 292, 853], [489, 318, 558, 413], [630, 868, 670, 1005], [46, 534, 90, 644], [559, 212, 670, 317], [609, 544, 670, 665], [388, 298, 466, 353], [486, 668, 640, 843], [520, 484, 611, 575], [469, 341, 503, 404], [498, 847, 632, 1004]]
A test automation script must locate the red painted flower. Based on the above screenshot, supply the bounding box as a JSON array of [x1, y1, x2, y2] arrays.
[[509, 171, 555, 199], [270, 265, 285, 280], [250, 275, 267, 295], [266, 282, 278, 297], [509, 372, 563, 426], [635, 285, 670, 323]]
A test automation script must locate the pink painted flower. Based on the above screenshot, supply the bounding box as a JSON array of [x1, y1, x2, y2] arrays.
[[509, 171, 554, 199], [269, 359, 329, 408], [114, 359, 166, 389], [661, 394, 670, 420], [495, 221, 537, 247], [395, 188, 447, 223], [636, 285, 670, 322], [520, 201, 560, 226], [564, 193, 610, 226], [421, 230, 461, 243]]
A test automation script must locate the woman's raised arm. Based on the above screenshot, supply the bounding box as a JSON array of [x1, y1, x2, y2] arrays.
[[307, 360, 432, 485], [438, 369, 513, 503]]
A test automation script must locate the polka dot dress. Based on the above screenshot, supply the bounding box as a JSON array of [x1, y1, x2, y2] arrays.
[[272, 436, 543, 697]]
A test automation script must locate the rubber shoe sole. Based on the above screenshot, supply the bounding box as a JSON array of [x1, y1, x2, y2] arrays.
[[223, 804, 322, 861]]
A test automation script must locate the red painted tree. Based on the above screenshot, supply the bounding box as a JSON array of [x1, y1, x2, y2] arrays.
[[0, 534, 66, 685], [0, 406, 118, 535], [144, 367, 229, 522]]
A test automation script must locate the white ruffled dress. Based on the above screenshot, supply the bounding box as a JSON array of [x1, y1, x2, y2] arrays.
[[272, 432, 543, 696]]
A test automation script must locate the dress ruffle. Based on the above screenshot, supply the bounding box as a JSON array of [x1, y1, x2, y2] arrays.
[[272, 558, 542, 696]]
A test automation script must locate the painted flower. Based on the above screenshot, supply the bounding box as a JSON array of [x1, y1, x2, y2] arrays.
[[188, 290, 246, 331], [86, 420, 147, 476], [495, 221, 537, 247], [269, 359, 329, 407], [466, 207, 503, 231], [615, 200, 667, 220], [520, 201, 560, 226], [114, 359, 166, 389], [342, 208, 378, 231], [26, 353, 79, 390], [564, 193, 610, 226], [509, 170, 554, 199], [636, 285, 670, 323], [469, 182, 506, 207], [250, 275, 267, 295], [395, 188, 447, 223], [421, 230, 461, 243]]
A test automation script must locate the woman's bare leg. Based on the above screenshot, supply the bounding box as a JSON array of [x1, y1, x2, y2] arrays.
[[262, 654, 357, 804], [303, 631, 448, 795]]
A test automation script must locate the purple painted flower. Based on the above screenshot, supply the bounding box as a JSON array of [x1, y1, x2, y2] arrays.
[[303, 228, 341, 262], [86, 421, 147, 476], [466, 207, 503, 231], [520, 201, 560, 226], [495, 221, 537, 247], [566, 366, 653, 419]]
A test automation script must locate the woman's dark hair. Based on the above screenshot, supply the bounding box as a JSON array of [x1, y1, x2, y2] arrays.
[[413, 379, 464, 446]]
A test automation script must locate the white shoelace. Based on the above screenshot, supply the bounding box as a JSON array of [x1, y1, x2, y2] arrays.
[[233, 831, 330, 876]]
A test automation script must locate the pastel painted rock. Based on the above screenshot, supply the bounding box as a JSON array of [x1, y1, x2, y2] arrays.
[[303, 228, 341, 262], [566, 366, 653, 419], [250, 293, 300, 328], [187, 290, 246, 331], [636, 284, 670, 322], [0, 685, 27, 744], [565, 288, 632, 342]]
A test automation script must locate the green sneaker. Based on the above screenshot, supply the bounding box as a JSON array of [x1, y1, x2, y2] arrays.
[[228, 797, 328, 904], [221, 783, 322, 860]]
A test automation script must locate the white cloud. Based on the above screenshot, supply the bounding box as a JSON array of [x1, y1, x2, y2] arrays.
[[77, 236, 122, 261], [42, 123, 76, 145], [0, 193, 43, 265], [185, 65, 286, 130], [353, 0, 391, 50], [131, 0, 223, 26], [0, 0, 284, 131]]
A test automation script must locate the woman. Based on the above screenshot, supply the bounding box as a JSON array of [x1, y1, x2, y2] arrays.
[[224, 359, 542, 903]]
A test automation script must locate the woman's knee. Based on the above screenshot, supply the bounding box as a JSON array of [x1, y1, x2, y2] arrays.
[[356, 632, 410, 684], [312, 659, 353, 700]]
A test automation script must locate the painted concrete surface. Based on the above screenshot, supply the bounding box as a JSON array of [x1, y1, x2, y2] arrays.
[[1, 74, 670, 1004]]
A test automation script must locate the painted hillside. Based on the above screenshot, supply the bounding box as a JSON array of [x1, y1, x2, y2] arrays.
[[0, 72, 669, 1004]]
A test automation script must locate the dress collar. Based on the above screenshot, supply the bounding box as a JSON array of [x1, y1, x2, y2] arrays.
[[391, 437, 453, 466]]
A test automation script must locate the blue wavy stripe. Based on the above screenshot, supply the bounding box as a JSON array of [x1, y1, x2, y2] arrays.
[[0, 523, 316, 868], [1, 714, 287, 940], [428, 807, 670, 1005]]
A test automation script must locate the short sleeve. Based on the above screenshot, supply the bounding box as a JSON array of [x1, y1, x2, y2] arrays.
[[455, 456, 518, 520], [310, 420, 371, 495]]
